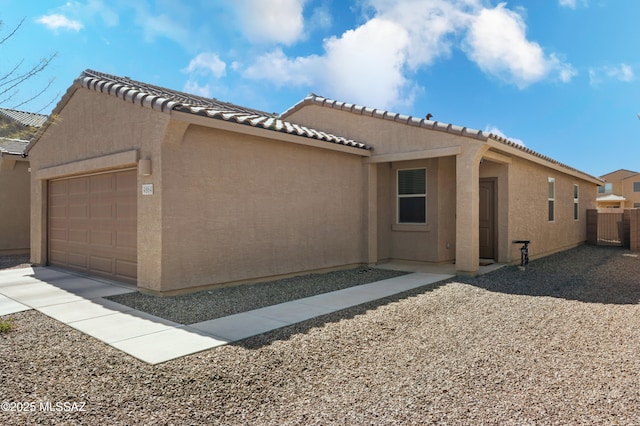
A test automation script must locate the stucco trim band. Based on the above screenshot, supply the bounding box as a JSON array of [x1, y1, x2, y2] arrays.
[[364, 146, 462, 164], [35, 149, 139, 180]]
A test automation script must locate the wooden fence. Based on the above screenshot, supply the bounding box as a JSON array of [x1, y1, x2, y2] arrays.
[[587, 209, 639, 250]]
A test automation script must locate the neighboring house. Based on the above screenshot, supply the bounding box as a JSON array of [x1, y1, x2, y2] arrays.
[[26, 70, 601, 294], [0, 108, 47, 254], [0, 137, 30, 254], [0, 107, 48, 139], [597, 169, 640, 209]]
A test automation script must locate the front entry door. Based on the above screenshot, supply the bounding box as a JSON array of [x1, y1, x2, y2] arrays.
[[479, 179, 496, 259]]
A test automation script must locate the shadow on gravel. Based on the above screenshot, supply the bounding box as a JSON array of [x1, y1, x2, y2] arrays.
[[456, 245, 640, 305]]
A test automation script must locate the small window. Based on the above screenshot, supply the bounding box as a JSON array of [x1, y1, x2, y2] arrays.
[[634, 182, 640, 192], [548, 177, 555, 222], [598, 183, 613, 194], [634, 203, 640, 208], [573, 184, 579, 220], [397, 168, 426, 224]]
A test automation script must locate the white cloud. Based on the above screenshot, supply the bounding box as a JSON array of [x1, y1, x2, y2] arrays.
[[559, 0, 588, 8], [183, 80, 211, 98], [185, 53, 227, 78], [485, 126, 525, 146], [319, 18, 413, 109], [308, 5, 332, 32], [559, 0, 577, 8], [36, 14, 83, 31], [365, 0, 475, 69], [589, 64, 635, 86], [464, 3, 574, 88], [607, 63, 634, 81], [244, 18, 414, 110], [234, 0, 307, 45], [241, 0, 574, 111], [243, 48, 318, 86]]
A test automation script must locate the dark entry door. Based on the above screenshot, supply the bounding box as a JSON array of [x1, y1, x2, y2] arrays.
[[479, 179, 496, 259]]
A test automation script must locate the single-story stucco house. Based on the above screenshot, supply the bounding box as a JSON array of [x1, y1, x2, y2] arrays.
[[25, 70, 601, 294], [0, 137, 30, 254], [0, 108, 48, 254]]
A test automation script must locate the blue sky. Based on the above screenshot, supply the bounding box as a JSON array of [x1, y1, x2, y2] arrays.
[[1, 0, 638, 177]]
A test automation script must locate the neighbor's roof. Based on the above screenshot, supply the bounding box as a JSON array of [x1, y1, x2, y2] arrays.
[[0, 108, 48, 128], [600, 169, 640, 181], [597, 194, 626, 202], [0, 137, 28, 155], [282, 94, 602, 183], [28, 70, 371, 153]]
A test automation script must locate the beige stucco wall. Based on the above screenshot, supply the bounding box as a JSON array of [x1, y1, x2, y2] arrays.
[[28, 87, 370, 293], [287, 105, 485, 270], [505, 156, 597, 261], [376, 157, 456, 263], [621, 177, 640, 208], [0, 159, 30, 253], [156, 124, 368, 292], [28, 89, 168, 285], [288, 104, 598, 270]]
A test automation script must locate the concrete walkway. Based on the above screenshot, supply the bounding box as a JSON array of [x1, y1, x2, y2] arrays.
[[0, 266, 454, 364]]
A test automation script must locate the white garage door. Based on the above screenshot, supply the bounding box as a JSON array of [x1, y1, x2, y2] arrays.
[[48, 169, 137, 284]]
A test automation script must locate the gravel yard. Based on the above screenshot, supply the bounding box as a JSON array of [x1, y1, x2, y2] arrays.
[[2, 245, 640, 424], [106, 267, 409, 324]]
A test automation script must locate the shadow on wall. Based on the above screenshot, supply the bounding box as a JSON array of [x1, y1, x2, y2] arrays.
[[456, 245, 640, 305]]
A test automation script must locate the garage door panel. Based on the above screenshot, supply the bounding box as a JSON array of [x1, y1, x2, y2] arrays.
[[90, 255, 113, 274], [116, 231, 136, 249], [90, 230, 113, 246], [49, 250, 67, 264], [49, 228, 68, 242], [115, 260, 136, 281], [68, 178, 89, 194], [69, 204, 89, 218], [48, 169, 137, 284], [68, 229, 89, 243], [90, 174, 114, 192], [68, 252, 88, 268]]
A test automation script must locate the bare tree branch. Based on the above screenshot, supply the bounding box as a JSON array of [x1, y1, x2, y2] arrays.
[[0, 18, 57, 116]]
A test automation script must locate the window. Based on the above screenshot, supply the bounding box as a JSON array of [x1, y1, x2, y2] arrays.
[[634, 203, 640, 208], [397, 168, 426, 223], [634, 182, 640, 192], [548, 177, 555, 221], [598, 183, 613, 194], [573, 184, 579, 220]]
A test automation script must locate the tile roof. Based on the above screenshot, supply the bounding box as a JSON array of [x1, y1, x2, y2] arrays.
[[0, 137, 28, 155], [75, 70, 371, 151], [282, 93, 601, 182], [0, 108, 48, 128]]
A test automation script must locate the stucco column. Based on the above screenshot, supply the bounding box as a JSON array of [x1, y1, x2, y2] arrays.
[[455, 145, 488, 275], [30, 178, 47, 265], [365, 162, 378, 265]]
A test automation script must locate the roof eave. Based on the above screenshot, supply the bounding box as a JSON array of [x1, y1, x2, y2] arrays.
[[486, 138, 603, 185]]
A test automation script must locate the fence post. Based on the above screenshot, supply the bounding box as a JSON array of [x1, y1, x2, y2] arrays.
[[631, 209, 640, 252], [623, 209, 631, 249], [586, 209, 598, 245]]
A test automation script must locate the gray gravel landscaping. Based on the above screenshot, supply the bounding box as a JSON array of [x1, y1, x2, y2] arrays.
[[2, 245, 640, 424], [106, 267, 410, 324]]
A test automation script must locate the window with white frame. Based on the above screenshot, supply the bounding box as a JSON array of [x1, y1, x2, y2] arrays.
[[634, 182, 640, 192], [573, 184, 579, 220], [548, 177, 555, 221], [397, 168, 426, 224]]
